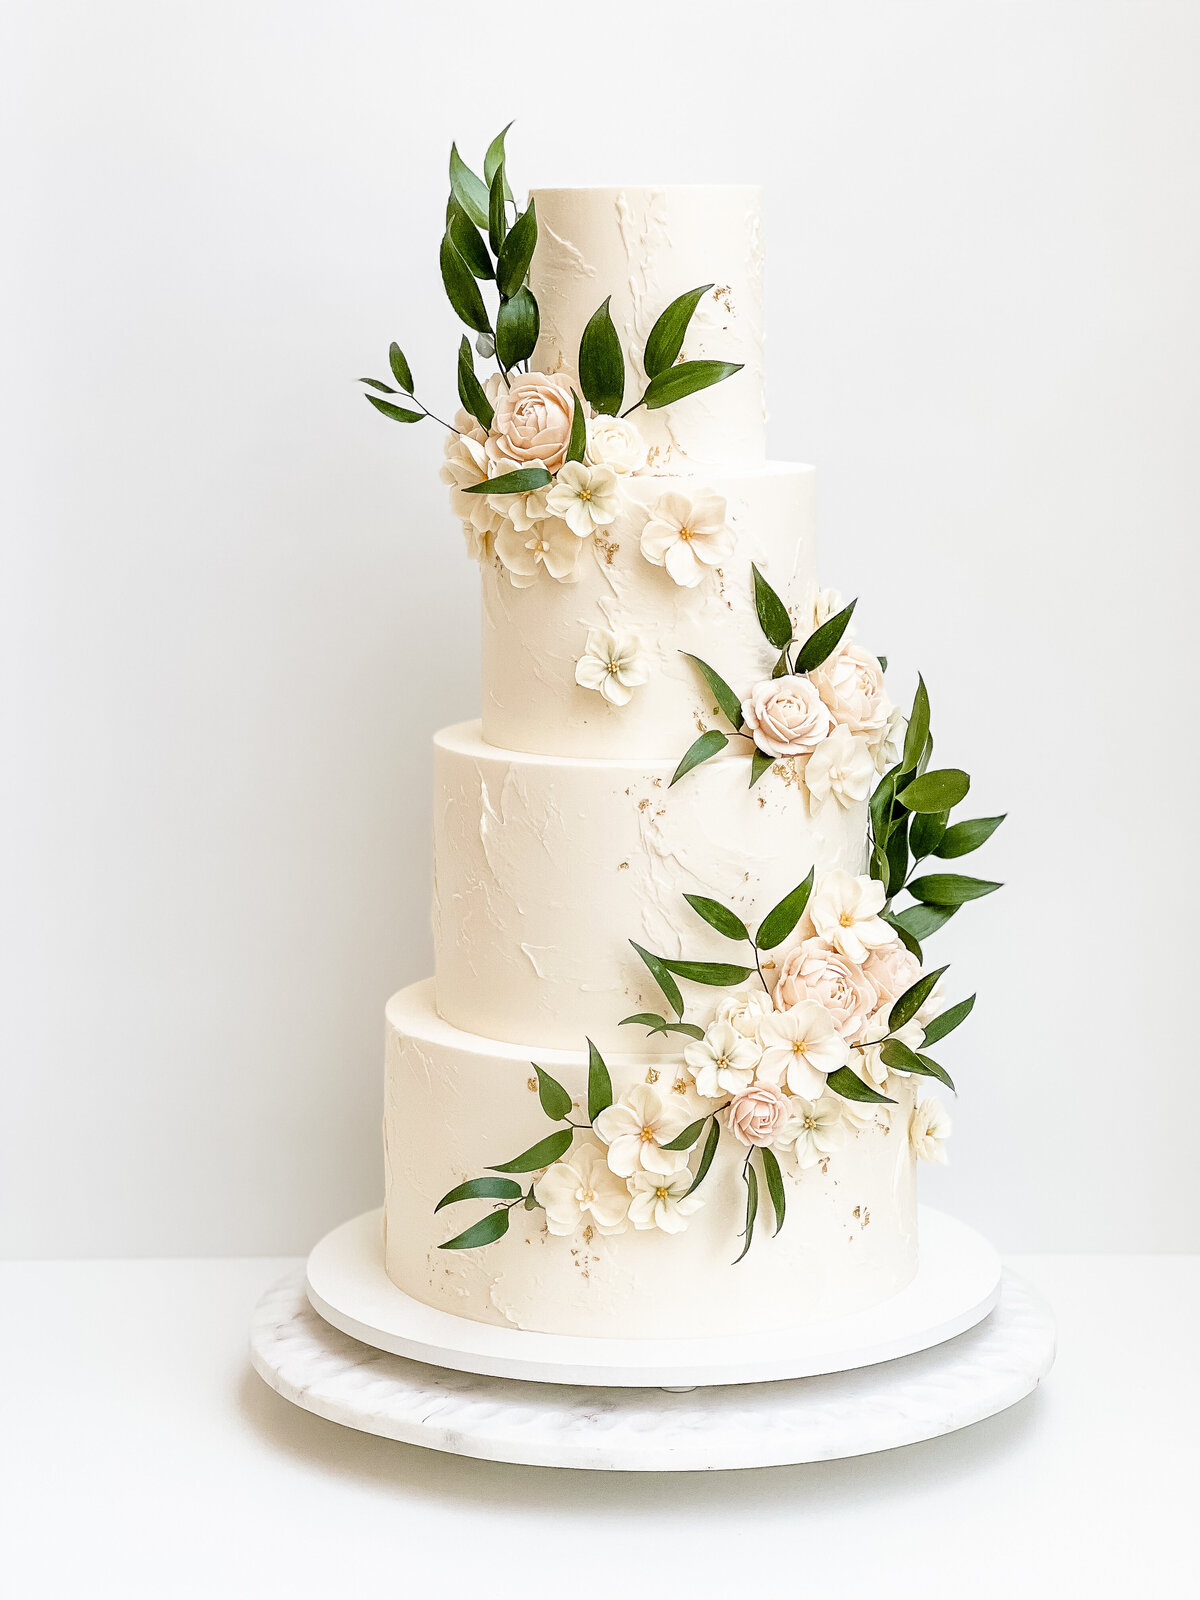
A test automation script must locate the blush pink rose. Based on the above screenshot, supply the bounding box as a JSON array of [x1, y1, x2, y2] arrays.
[[863, 940, 922, 1006], [485, 371, 576, 475], [773, 937, 879, 1043], [740, 675, 833, 758], [726, 1082, 792, 1147], [812, 644, 890, 737]]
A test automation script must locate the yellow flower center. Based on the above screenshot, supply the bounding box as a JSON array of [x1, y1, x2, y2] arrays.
[[640, 1125, 656, 1142], [581, 1187, 595, 1204], [839, 911, 855, 927], [655, 1186, 670, 1200], [716, 1053, 730, 1068], [578, 487, 593, 501], [803, 1116, 817, 1130], [678, 524, 694, 541], [792, 1039, 808, 1055]]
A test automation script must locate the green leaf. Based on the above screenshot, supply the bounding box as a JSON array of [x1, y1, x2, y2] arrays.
[[755, 867, 815, 950], [446, 199, 494, 280], [360, 377, 397, 393], [882, 911, 922, 961], [484, 122, 513, 193], [565, 390, 586, 464], [793, 599, 857, 674], [366, 394, 423, 423], [902, 674, 930, 773], [532, 1065, 573, 1122], [440, 231, 491, 334], [629, 941, 685, 1018], [387, 342, 413, 393], [643, 283, 713, 378], [488, 160, 507, 255], [897, 768, 970, 813], [888, 963, 949, 1031], [497, 198, 538, 299], [885, 812, 909, 899], [750, 750, 775, 787], [878, 655, 888, 672], [642, 359, 743, 411], [463, 465, 550, 496], [892, 902, 958, 941], [910, 808, 948, 860], [870, 767, 900, 842], [495, 286, 539, 370], [920, 994, 976, 1046], [438, 1208, 511, 1250], [490, 1127, 574, 1174], [687, 1118, 720, 1195], [683, 893, 749, 942], [659, 957, 756, 987], [770, 647, 790, 679], [908, 873, 1002, 906], [825, 1066, 896, 1104], [670, 729, 728, 786], [760, 1147, 786, 1236], [750, 563, 793, 651], [661, 1115, 709, 1152], [680, 653, 743, 730], [618, 1012, 705, 1040], [880, 1040, 955, 1091], [434, 1175, 523, 1213], [733, 1159, 759, 1264], [449, 142, 489, 228], [578, 297, 625, 415], [457, 337, 494, 431], [586, 1038, 613, 1121], [935, 815, 1006, 859]]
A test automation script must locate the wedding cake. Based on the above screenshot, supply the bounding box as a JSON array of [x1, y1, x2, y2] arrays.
[[364, 140, 1001, 1341]]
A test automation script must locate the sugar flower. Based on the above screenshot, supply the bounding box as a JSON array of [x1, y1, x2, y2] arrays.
[[626, 1167, 704, 1234], [813, 587, 849, 630], [439, 431, 503, 560], [757, 1002, 849, 1097], [773, 938, 878, 1044], [593, 1083, 690, 1178], [533, 1140, 631, 1237], [684, 1020, 761, 1099], [485, 370, 576, 476], [639, 490, 733, 587], [741, 675, 833, 759], [586, 414, 646, 475], [545, 462, 621, 539], [575, 628, 649, 707], [783, 1095, 848, 1170], [812, 643, 891, 739], [808, 870, 894, 964], [870, 703, 906, 773], [804, 723, 876, 809], [726, 1082, 792, 1147], [494, 518, 584, 588], [909, 1096, 952, 1164], [712, 989, 774, 1041]]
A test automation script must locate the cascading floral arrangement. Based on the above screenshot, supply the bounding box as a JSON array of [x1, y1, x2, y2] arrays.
[[367, 131, 1004, 1260]]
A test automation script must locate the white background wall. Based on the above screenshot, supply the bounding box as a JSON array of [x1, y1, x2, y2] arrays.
[[4, 0, 1197, 1258]]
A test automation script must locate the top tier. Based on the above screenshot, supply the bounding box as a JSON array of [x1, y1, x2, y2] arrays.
[[528, 186, 766, 468]]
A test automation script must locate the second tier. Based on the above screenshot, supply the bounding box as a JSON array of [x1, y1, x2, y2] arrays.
[[433, 720, 868, 1052]]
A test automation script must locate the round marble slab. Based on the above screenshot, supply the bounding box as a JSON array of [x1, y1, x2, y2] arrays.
[[305, 1205, 1002, 1387], [250, 1269, 1055, 1471]]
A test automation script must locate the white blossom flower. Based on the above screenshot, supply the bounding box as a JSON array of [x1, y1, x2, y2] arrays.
[[683, 1020, 761, 1099], [757, 1002, 849, 1097], [593, 1083, 690, 1178], [855, 1011, 924, 1088], [545, 462, 621, 539], [639, 490, 733, 587], [712, 989, 773, 1041], [804, 723, 876, 809], [493, 482, 553, 535], [439, 432, 504, 560], [626, 1167, 704, 1234], [741, 674, 833, 759], [813, 587, 848, 629], [909, 1096, 952, 1163], [574, 628, 649, 707], [869, 703, 906, 773], [808, 870, 894, 963], [586, 414, 646, 475], [812, 643, 891, 739], [532, 1140, 631, 1237], [494, 518, 584, 588], [782, 1095, 849, 1169]]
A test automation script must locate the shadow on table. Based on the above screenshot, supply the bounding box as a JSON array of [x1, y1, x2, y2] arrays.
[[237, 1361, 1047, 1510]]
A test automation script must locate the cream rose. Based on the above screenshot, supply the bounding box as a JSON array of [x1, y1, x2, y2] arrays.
[[485, 371, 576, 475], [812, 644, 891, 737], [774, 938, 879, 1043], [726, 1082, 792, 1147], [741, 675, 833, 759], [863, 939, 922, 1007], [586, 414, 646, 475]]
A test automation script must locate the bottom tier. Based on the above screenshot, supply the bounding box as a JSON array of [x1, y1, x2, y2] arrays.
[[384, 982, 919, 1339]]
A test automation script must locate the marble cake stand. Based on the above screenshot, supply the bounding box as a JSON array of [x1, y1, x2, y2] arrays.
[[250, 1267, 1055, 1470], [303, 1205, 1003, 1387]]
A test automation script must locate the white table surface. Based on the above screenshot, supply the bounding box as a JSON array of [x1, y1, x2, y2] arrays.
[[2, 1255, 1196, 1599]]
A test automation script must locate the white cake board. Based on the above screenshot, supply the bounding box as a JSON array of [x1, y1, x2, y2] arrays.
[[304, 1205, 1002, 1388], [251, 1267, 1054, 1471]]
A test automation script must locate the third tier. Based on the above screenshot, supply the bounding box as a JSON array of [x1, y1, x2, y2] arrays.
[[433, 720, 867, 1051], [481, 461, 815, 759]]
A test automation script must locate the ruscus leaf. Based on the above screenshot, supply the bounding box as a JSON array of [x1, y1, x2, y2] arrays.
[[642, 359, 743, 410], [687, 1118, 720, 1195], [793, 599, 857, 674], [489, 1127, 574, 1174], [497, 198, 538, 298], [457, 337, 494, 430], [662, 1116, 709, 1152], [683, 893, 750, 942], [435, 1175, 522, 1213], [902, 674, 930, 773], [483, 122, 513, 194], [935, 815, 1006, 859], [670, 729, 728, 786], [760, 1147, 786, 1236], [750, 750, 775, 786], [586, 1038, 613, 1121], [578, 297, 625, 415], [888, 964, 950, 1032], [880, 1040, 955, 1091], [907, 873, 1002, 906], [438, 1208, 512, 1250], [449, 142, 489, 228], [360, 378, 397, 393], [446, 199, 494, 280], [495, 285, 539, 370], [755, 867, 815, 950], [439, 231, 491, 334], [629, 941, 684, 1018], [643, 283, 713, 379], [733, 1160, 759, 1264], [488, 160, 507, 256], [920, 994, 976, 1046], [750, 563, 793, 650], [825, 1066, 896, 1105], [365, 394, 423, 423], [680, 653, 743, 730], [909, 808, 948, 860], [388, 342, 414, 393], [659, 957, 756, 987], [533, 1065, 573, 1121], [891, 902, 959, 941], [463, 465, 550, 496], [896, 768, 970, 813], [566, 390, 586, 464]]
